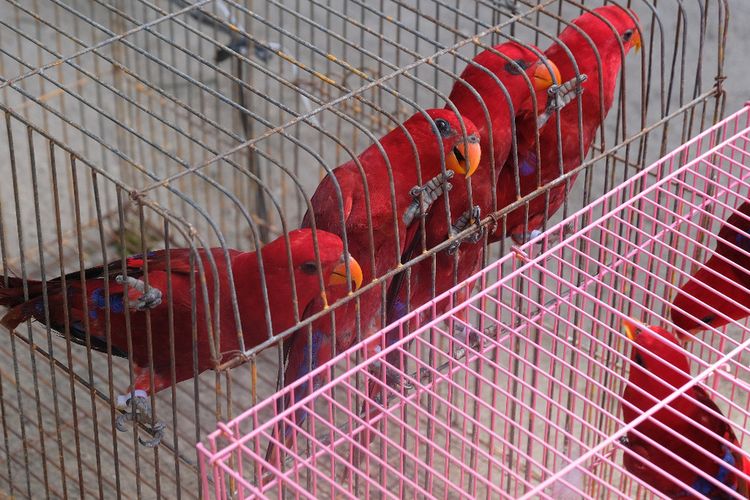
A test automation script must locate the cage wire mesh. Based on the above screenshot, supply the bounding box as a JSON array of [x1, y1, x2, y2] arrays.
[[198, 105, 750, 499], [0, 0, 731, 498]]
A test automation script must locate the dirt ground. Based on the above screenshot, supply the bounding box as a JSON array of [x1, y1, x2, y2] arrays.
[[0, 0, 748, 498]]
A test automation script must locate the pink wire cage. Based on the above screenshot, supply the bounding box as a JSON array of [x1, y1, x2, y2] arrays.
[[197, 106, 750, 498]]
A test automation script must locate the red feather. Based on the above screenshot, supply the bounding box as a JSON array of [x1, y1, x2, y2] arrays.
[[672, 201, 750, 334], [386, 42, 553, 332], [490, 5, 641, 243], [621, 324, 750, 498], [268, 110, 481, 461], [0, 229, 349, 396]]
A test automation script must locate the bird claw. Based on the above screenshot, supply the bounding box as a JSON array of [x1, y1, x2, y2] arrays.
[[512, 222, 574, 246], [115, 275, 163, 311], [619, 435, 630, 447], [451, 323, 480, 359], [369, 362, 414, 407], [446, 205, 484, 254], [537, 74, 588, 129], [403, 171, 455, 226], [511, 229, 545, 245], [115, 390, 166, 447]]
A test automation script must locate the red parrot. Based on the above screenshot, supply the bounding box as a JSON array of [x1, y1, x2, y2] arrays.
[[340, 44, 561, 472], [384, 42, 560, 333], [0, 228, 362, 444], [620, 319, 750, 498], [489, 5, 641, 244], [265, 110, 481, 461], [300, 108, 481, 348], [671, 201, 750, 334]]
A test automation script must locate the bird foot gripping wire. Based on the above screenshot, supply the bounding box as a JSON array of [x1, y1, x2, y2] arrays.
[[369, 359, 416, 406], [402, 171, 455, 226], [537, 74, 588, 129], [446, 205, 484, 254], [449, 323, 481, 360], [115, 275, 162, 311], [115, 390, 166, 447], [512, 222, 575, 247]]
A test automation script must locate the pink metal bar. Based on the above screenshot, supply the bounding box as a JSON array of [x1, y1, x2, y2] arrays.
[[198, 106, 750, 498]]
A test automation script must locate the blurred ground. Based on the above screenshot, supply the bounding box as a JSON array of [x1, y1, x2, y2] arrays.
[[0, 0, 748, 498]]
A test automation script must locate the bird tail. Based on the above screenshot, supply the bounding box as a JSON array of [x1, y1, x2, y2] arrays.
[[0, 277, 45, 330], [738, 453, 750, 499]]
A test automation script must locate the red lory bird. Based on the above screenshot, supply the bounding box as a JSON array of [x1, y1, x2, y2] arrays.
[[299, 108, 481, 348], [265, 109, 481, 460], [671, 201, 750, 334], [620, 319, 750, 498], [0, 228, 362, 445], [489, 4, 641, 244], [379, 41, 561, 376], [348, 44, 562, 469]]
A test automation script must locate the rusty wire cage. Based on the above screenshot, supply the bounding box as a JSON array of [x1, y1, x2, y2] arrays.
[[198, 104, 750, 499], [0, 0, 730, 498]]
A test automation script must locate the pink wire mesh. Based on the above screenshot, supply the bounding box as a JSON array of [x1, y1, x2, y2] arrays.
[[197, 106, 750, 498]]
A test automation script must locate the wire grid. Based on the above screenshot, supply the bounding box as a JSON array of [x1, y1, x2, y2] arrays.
[[0, 0, 730, 498], [197, 106, 750, 498]]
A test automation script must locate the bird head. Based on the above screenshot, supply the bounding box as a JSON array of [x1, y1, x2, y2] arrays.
[[409, 109, 482, 178], [622, 318, 691, 388]]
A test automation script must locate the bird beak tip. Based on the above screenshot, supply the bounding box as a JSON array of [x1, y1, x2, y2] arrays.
[[622, 317, 639, 341], [533, 59, 562, 89], [328, 256, 364, 291], [447, 137, 481, 178]]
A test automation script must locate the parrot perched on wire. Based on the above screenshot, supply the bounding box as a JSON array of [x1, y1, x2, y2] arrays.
[[620, 319, 750, 498], [341, 43, 561, 475], [379, 41, 561, 374], [347, 42, 564, 473], [0, 228, 362, 445], [264, 109, 481, 461], [671, 201, 750, 334], [489, 4, 641, 244]]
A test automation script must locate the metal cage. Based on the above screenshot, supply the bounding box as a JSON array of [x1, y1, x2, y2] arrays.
[[0, 0, 731, 497], [198, 104, 750, 499]]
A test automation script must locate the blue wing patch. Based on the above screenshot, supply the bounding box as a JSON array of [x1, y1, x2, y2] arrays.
[[690, 444, 737, 496], [91, 287, 126, 314], [735, 229, 750, 253], [519, 151, 538, 177], [288, 330, 326, 433]]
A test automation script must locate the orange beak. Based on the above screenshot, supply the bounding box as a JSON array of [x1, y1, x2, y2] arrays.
[[622, 317, 640, 341], [445, 134, 481, 178], [532, 58, 562, 90], [631, 30, 642, 53], [328, 255, 363, 291]]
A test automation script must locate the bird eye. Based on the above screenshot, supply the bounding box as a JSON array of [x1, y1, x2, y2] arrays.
[[700, 315, 716, 325], [622, 29, 634, 43], [505, 59, 530, 75], [434, 118, 452, 137], [633, 352, 645, 367], [735, 232, 750, 252], [300, 261, 318, 274]]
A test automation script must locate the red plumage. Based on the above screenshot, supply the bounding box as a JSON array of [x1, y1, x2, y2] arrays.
[[671, 201, 750, 334], [300, 108, 481, 350], [385, 42, 558, 331], [621, 321, 750, 498], [489, 5, 641, 243], [267, 110, 481, 460], [0, 229, 358, 397], [345, 43, 560, 468]]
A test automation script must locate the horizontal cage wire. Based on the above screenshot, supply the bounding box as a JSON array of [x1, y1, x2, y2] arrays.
[[0, 0, 733, 498], [198, 105, 750, 499]]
